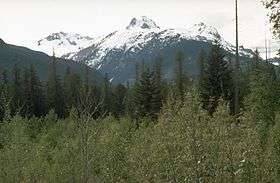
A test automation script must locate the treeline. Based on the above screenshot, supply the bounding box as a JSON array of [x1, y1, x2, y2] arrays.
[[0, 40, 229, 120], [0, 38, 278, 126], [1, 38, 280, 182], [0, 51, 186, 121], [0, 58, 127, 120]]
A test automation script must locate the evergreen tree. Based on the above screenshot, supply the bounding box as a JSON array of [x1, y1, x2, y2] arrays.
[[46, 56, 66, 118], [22, 68, 32, 116], [22, 65, 45, 117], [10, 64, 23, 115], [63, 67, 82, 114], [30, 65, 45, 117], [174, 51, 189, 99], [199, 39, 233, 115], [151, 62, 164, 116], [198, 50, 207, 83], [133, 64, 163, 120], [101, 74, 113, 116], [198, 50, 207, 99], [113, 84, 127, 118]]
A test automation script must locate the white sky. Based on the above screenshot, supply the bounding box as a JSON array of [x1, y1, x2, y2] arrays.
[[0, 0, 279, 55]]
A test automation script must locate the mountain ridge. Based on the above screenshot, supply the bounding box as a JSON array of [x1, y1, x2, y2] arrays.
[[35, 32, 95, 58], [34, 16, 255, 83], [0, 39, 103, 84]]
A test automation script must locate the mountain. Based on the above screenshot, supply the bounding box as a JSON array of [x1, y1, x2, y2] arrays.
[[0, 39, 103, 83], [126, 16, 160, 30], [68, 16, 254, 83], [38, 16, 254, 84], [35, 32, 95, 59]]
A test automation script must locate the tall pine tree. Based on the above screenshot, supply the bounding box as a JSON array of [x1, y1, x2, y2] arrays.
[[22, 65, 45, 117], [199, 38, 233, 115], [46, 55, 66, 118], [174, 51, 190, 100], [133, 63, 163, 120], [10, 64, 23, 115]]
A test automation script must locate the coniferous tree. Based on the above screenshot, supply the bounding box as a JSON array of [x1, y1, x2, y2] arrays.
[[10, 64, 24, 115], [30, 65, 45, 117], [0, 70, 10, 119], [22, 68, 32, 117], [134, 67, 153, 119], [101, 74, 113, 116], [46, 56, 66, 118], [63, 67, 82, 114], [151, 62, 164, 116], [113, 84, 127, 118], [174, 51, 189, 99], [133, 64, 163, 120], [198, 50, 207, 97], [199, 39, 233, 115], [22, 65, 45, 117]]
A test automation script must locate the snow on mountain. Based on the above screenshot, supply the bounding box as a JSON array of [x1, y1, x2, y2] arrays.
[[34, 16, 255, 83], [35, 32, 95, 58], [70, 17, 252, 69], [126, 16, 160, 30], [0, 38, 5, 45]]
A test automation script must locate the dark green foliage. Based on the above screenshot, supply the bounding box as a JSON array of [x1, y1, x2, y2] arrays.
[[25, 65, 45, 117], [46, 58, 66, 118], [0, 42, 103, 83], [199, 39, 233, 115], [1, 90, 280, 182], [113, 84, 128, 118], [245, 50, 280, 148], [174, 51, 190, 99], [198, 49, 207, 85], [1, 70, 8, 85], [132, 64, 163, 120], [1, 33, 280, 182], [63, 66, 82, 114], [10, 64, 23, 115], [0, 63, 115, 120], [101, 74, 114, 116]]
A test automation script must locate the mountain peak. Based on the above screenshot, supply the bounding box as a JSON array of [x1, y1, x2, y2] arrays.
[[191, 22, 220, 38], [36, 32, 94, 58], [126, 16, 160, 30], [0, 38, 5, 45]]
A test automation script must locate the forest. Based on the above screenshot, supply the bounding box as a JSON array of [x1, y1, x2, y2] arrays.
[[0, 0, 280, 182]]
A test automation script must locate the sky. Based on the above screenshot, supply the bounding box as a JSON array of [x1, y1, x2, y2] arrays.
[[0, 0, 279, 56]]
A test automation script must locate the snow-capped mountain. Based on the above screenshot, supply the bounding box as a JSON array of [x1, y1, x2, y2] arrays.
[[35, 32, 95, 58], [68, 16, 253, 83], [126, 16, 160, 30], [0, 38, 5, 45]]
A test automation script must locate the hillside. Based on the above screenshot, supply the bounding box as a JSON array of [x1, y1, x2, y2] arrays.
[[0, 39, 103, 83]]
